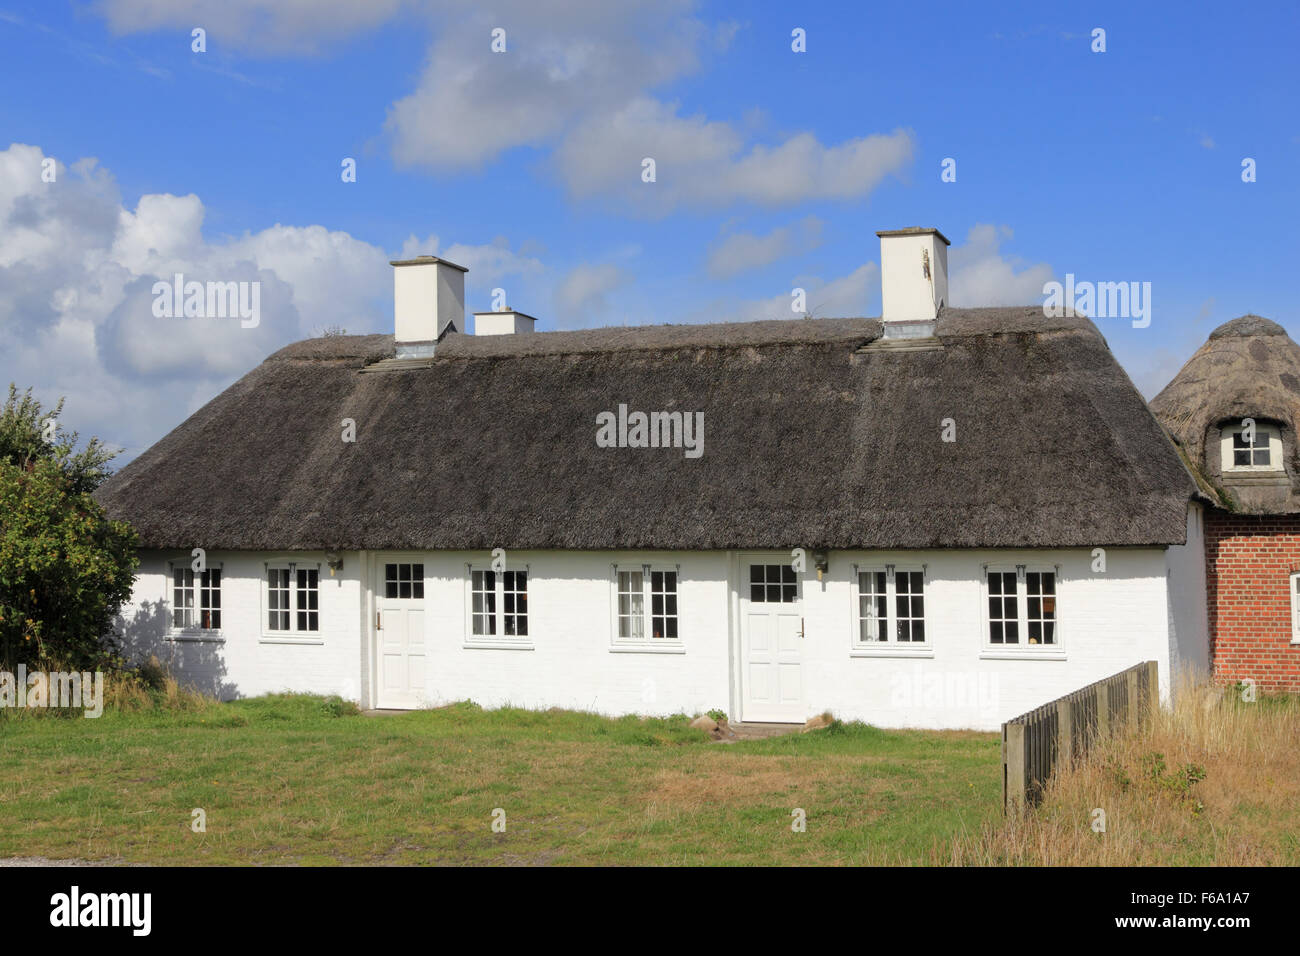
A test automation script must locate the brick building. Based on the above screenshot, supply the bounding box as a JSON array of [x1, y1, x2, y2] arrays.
[[1151, 315, 1300, 693]]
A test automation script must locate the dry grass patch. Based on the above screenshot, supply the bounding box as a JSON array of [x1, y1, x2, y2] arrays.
[[947, 682, 1300, 865]]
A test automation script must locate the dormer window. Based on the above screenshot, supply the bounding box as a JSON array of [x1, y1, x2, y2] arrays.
[[1221, 421, 1284, 473]]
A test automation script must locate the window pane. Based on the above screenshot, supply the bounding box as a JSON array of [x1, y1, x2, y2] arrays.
[[750, 584, 764, 602]]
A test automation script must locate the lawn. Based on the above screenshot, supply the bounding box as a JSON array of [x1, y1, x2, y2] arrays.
[[0, 696, 1000, 865]]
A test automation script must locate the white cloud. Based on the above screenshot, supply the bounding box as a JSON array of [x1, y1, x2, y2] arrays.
[[385, 1, 703, 171], [947, 224, 1055, 307], [555, 98, 913, 211], [91, 1, 912, 211], [554, 263, 629, 319], [707, 216, 823, 279], [682, 262, 879, 326], [94, 0, 403, 54], [0, 143, 391, 464], [398, 233, 543, 285]]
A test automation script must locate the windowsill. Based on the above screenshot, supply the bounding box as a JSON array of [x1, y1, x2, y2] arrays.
[[463, 641, 534, 651], [980, 648, 1067, 661], [167, 632, 225, 643], [260, 635, 325, 645], [1222, 470, 1288, 484], [850, 644, 934, 659], [610, 643, 686, 654]]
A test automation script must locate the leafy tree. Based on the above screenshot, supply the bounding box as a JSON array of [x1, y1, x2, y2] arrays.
[[0, 386, 138, 668]]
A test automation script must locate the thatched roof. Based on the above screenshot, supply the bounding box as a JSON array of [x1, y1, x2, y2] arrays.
[[96, 307, 1195, 551], [1150, 314, 1300, 513]]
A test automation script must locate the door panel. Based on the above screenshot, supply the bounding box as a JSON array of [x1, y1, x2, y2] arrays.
[[741, 561, 806, 722], [376, 559, 427, 709]]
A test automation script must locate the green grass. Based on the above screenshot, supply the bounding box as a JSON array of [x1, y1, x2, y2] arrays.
[[0, 695, 999, 865]]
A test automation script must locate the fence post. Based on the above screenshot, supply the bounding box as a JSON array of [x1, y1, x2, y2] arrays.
[[1125, 669, 1139, 728], [1096, 683, 1109, 740], [1057, 699, 1073, 766], [1144, 660, 1159, 728], [1005, 722, 1025, 815]]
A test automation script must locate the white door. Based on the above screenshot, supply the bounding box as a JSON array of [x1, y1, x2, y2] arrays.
[[376, 559, 427, 709], [741, 559, 806, 722]]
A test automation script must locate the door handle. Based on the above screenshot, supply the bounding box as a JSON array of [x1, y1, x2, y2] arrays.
[[376, 611, 382, 630], [799, 617, 805, 639]]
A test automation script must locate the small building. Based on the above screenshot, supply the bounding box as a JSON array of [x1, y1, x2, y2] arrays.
[[95, 228, 1208, 728], [1150, 315, 1300, 694]]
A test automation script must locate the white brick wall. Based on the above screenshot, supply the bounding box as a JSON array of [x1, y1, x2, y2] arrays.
[[117, 542, 1192, 731]]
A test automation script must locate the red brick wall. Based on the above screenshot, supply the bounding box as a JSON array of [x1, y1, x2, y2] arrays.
[[1205, 510, 1300, 693]]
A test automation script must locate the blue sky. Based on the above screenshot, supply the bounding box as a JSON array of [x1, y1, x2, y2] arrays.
[[1, 0, 1296, 462]]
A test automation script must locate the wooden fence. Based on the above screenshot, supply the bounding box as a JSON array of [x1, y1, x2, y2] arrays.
[[1002, 661, 1158, 813]]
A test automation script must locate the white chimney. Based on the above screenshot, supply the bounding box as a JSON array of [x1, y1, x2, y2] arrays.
[[876, 227, 950, 338], [473, 309, 537, 336], [390, 256, 468, 358]]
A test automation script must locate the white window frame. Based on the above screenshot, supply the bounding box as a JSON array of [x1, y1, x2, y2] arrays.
[[1290, 572, 1300, 645], [166, 557, 224, 640], [981, 564, 1065, 659], [1221, 422, 1283, 473], [609, 563, 685, 653], [260, 560, 324, 644], [850, 563, 932, 658], [464, 564, 532, 649]]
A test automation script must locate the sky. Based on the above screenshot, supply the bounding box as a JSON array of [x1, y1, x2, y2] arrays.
[[0, 0, 1297, 463]]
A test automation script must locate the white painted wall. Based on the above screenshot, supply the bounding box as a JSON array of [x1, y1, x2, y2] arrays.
[[1164, 502, 1211, 694], [116, 544, 1195, 731], [393, 257, 466, 344], [117, 551, 366, 702], [878, 230, 949, 322]]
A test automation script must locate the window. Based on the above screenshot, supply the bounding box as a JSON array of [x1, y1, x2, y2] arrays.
[[617, 569, 644, 640], [502, 570, 528, 637], [268, 568, 291, 631], [650, 570, 678, 640], [471, 569, 496, 636], [469, 567, 529, 641], [857, 570, 887, 642], [750, 563, 797, 603], [385, 563, 424, 599], [986, 568, 1058, 648], [266, 564, 321, 634], [296, 568, 319, 632], [1221, 422, 1282, 473], [1025, 571, 1056, 646], [173, 567, 220, 630], [1291, 573, 1300, 645], [614, 566, 679, 644], [987, 571, 1018, 644], [895, 570, 925, 642], [854, 567, 926, 646]]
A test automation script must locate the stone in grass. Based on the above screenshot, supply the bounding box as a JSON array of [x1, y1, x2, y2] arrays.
[[689, 715, 719, 733], [802, 713, 833, 733]]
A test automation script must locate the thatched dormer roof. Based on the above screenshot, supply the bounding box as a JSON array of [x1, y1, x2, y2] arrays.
[[1150, 314, 1300, 513], [95, 307, 1195, 552]]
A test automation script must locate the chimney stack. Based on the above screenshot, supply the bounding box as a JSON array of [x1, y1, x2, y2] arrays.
[[473, 309, 537, 336], [390, 256, 467, 358], [876, 227, 950, 338]]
